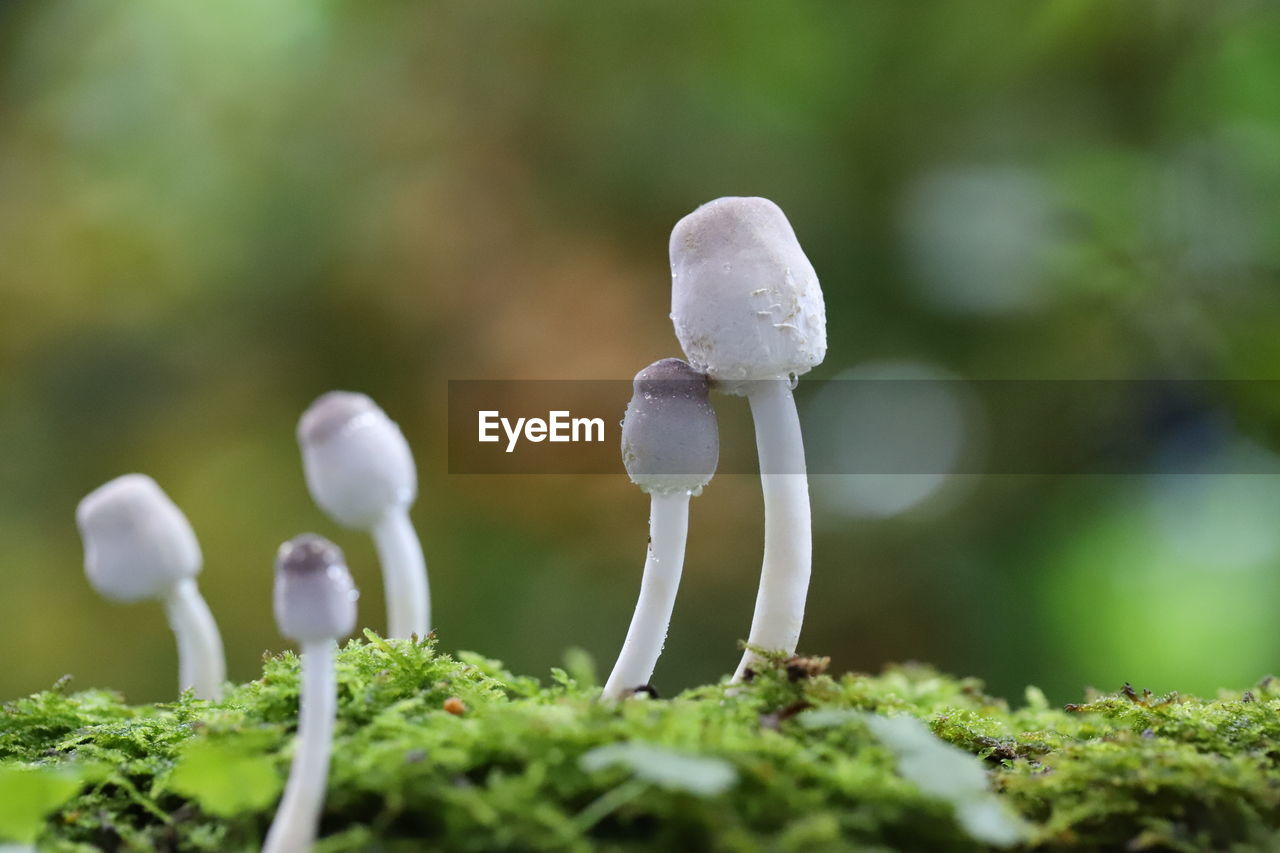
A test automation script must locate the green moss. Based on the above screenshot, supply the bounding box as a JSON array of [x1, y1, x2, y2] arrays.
[[2, 636, 1278, 852]]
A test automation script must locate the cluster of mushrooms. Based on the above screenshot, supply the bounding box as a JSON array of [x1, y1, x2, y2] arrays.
[[73, 196, 826, 852]]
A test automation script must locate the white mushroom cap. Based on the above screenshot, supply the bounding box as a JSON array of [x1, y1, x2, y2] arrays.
[[621, 358, 719, 496], [670, 197, 827, 390], [76, 474, 202, 603], [298, 391, 417, 529], [273, 534, 358, 643]]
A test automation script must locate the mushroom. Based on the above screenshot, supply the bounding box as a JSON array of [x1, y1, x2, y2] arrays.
[[669, 197, 827, 681], [602, 358, 718, 700], [262, 534, 358, 853], [297, 391, 429, 640], [76, 474, 226, 700]]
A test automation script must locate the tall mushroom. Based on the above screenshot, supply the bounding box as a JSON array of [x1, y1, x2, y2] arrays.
[[602, 358, 718, 700], [669, 197, 827, 681], [76, 474, 226, 700], [297, 391, 429, 640], [262, 534, 358, 853]]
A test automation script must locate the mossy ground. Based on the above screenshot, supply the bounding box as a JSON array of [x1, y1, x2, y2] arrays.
[[2, 635, 1279, 852]]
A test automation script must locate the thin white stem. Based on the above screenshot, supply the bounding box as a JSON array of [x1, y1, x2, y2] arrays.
[[371, 508, 430, 639], [733, 379, 811, 682], [263, 640, 338, 853], [602, 491, 691, 700], [162, 579, 226, 701]]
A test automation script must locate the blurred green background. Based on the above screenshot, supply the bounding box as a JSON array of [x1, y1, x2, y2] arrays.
[[3, 0, 1280, 705]]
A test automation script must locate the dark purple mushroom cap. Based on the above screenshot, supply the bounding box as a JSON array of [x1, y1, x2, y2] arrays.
[[273, 534, 358, 643], [620, 358, 719, 495]]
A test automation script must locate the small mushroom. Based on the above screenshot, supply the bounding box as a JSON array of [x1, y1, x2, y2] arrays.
[[297, 391, 429, 640], [262, 534, 358, 853], [669, 197, 827, 681], [602, 358, 718, 701], [76, 474, 226, 700]]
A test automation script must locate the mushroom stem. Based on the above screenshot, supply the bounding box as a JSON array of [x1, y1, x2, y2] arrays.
[[371, 508, 430, 639], [262, 639, 337, 853], [603, 490, 691, 700], [161, 578, 226, 700], [733, 379, 811, 682]]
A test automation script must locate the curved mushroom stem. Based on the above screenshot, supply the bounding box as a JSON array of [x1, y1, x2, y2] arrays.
[[162, 579, 226, 700], [263, 639, 338, 853], [603, 491, 691, 700], [733, 379, 811, 682], [371, 508, 430, 639]]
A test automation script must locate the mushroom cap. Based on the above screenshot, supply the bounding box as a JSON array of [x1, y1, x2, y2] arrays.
[[670, 197, 826, 390], [273, 534, 358, 643], [298, 391, 417, 529], [76, 474, 201, 603], [621, 358, 719, 495]]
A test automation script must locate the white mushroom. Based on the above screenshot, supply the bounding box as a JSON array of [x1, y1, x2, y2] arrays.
[[76, 474, 226, 700], [602, 358, 718, 700], [669, 197, 827, 681], [262, 534, 358, 853], [297, 391, 429, 640]]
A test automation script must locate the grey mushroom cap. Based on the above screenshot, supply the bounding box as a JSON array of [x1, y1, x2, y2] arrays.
[[670, 197, 826, 390], [76, 474, 202, 603], [273, 534, 359, 643], [298, 391, 382, 446], [621, 358, 719, 495], [298, 391, 417, 529]]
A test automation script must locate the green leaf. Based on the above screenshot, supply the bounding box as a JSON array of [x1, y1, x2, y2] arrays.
[[0, 765, 85, 843], [579, 742, 736, 797], [561, 647, 598, 689], [864, 714, 1028, 848], [168, 738, 282, 818]]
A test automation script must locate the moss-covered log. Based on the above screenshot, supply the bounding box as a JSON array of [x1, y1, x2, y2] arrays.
[[2, 636, 1278, 852]]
